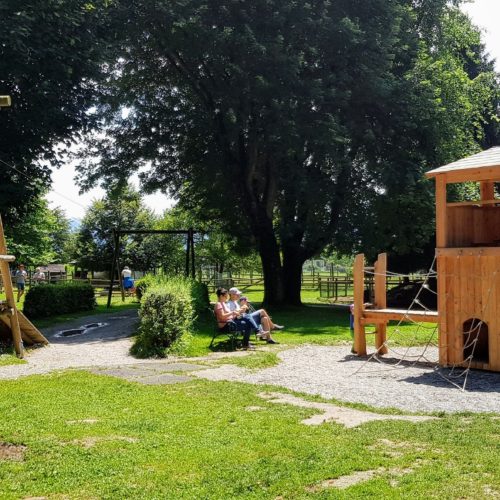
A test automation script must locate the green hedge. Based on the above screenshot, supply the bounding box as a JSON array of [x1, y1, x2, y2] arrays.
[[131, 275, 209, 358], [23, 282, 96, 319]]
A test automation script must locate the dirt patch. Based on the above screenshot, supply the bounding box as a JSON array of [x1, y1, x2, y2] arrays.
[[306, 469, 384, 492], [0, 442, 27, 461], [70, 436, 139, 448], [483, 485, 500, 498], [245, 406, 264, 412], [306, 460, 426, 491], [258, 392, 437, 428], [368, 438, 429, 458]]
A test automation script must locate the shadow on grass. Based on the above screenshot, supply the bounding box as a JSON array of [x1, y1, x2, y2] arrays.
[[188, 304, 352, 356]]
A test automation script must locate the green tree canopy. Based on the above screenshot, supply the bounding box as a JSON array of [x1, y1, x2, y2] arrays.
[[0, 0, 113, 226], [74, 185, 158, 273], [5, 200, 73, 266], [76, 0, 499, 304]]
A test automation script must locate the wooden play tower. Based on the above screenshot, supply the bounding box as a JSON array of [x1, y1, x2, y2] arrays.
[[427, 147, 500, 371], [353, 147, 500, 372], [0, 215, 48, 357]]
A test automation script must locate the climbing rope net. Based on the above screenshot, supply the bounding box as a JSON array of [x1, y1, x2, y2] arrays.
[[353, 255, 498, 391]]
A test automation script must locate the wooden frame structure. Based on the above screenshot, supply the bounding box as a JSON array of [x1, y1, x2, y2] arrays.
[[352, 253, 439, 356], [107, 227, 198, 308], [0, 216, 48, 357], [353, 147, 500, 372], [426, 147, 500, 371]]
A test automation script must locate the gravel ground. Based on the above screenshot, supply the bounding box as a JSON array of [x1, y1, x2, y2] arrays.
[[194, 345, 500, 413], [0, 310, 146, 380], [1, 312, 499, 413]]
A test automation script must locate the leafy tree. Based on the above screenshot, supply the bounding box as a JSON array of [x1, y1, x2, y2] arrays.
[[76, 0, 499, 304], [155, 207, 257, 276], [73, 186, 158, 273], [336, 7, 500, 268], [4, 200, 73, 265], [0, 0, 114, 226]]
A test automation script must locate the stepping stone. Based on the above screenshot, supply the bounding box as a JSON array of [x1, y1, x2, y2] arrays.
[[87, 367, 192, 385], [129, 362, 206, 372], [136, 374, 192, 385]]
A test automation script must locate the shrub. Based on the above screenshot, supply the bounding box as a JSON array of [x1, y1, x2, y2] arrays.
[[134, 274, 161, 301], [188, 280, 210, 315], [135, 274, 209, 315], [131, 280, 194, 358], [23, 281, 96, 319], [131, 275, 208, 358]]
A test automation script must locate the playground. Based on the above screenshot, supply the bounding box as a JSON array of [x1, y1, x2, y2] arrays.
[[0, 307, 499, 498], [1, 308, 499, 415]]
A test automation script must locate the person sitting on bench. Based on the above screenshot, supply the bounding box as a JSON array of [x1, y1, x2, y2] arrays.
[[214, 287, 255, 350], [227, 287, 281, 344]]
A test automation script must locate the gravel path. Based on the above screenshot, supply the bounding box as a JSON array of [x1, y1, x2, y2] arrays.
[[194, 345, 500, 413], [1, 312, 499, 414], [0, 310, 147, 380]]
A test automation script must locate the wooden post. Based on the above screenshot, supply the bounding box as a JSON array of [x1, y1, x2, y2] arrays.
[[0, 216, 23, 357], [107, 229, 120, 308], [374, 253, 388, 354], [185, 231, 190, 277], [190, 228, 195, 279], [115, 241, 126, 302], [353, 253, 366, 356], [480, 181, 495, 201], [435, 175, 448, 364], [435, 175, 447, 248]]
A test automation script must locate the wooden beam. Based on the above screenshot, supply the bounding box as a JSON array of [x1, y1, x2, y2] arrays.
[[435, 176, 447, 248], [353, 254, 366, 356], [446, 199, 499, 208], [362, 308, 439, 324], [0, 216, 23, 357], [430, 168, 500, 184], [436, 247, 500, 257], [373, 253, 388, 354], [480, 181, 495, 201]]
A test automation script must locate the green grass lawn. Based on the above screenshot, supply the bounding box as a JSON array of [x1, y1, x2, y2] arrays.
[[0, 287, 496, 498], [187, 303, 437, 358], [0, 350, 26, 367], [0, 371, 498, 499]]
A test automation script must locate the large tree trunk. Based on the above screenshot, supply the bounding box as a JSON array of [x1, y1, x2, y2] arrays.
[[254, 222, 285, 306], [282, 247, 305, 306]]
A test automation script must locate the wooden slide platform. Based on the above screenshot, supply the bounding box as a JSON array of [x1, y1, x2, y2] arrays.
[[0, 312, 48, 345], [362, 308, 439, 325]]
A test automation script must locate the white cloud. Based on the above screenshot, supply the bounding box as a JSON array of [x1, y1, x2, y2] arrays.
[[461, 0, 500, 71]]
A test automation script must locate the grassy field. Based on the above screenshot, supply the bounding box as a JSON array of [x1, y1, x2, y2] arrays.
[[0, 286, 497, 498], [0, 372, 498, 499]]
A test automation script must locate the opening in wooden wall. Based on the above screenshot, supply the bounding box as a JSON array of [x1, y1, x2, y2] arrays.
[[463, 318, 489, 364]]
